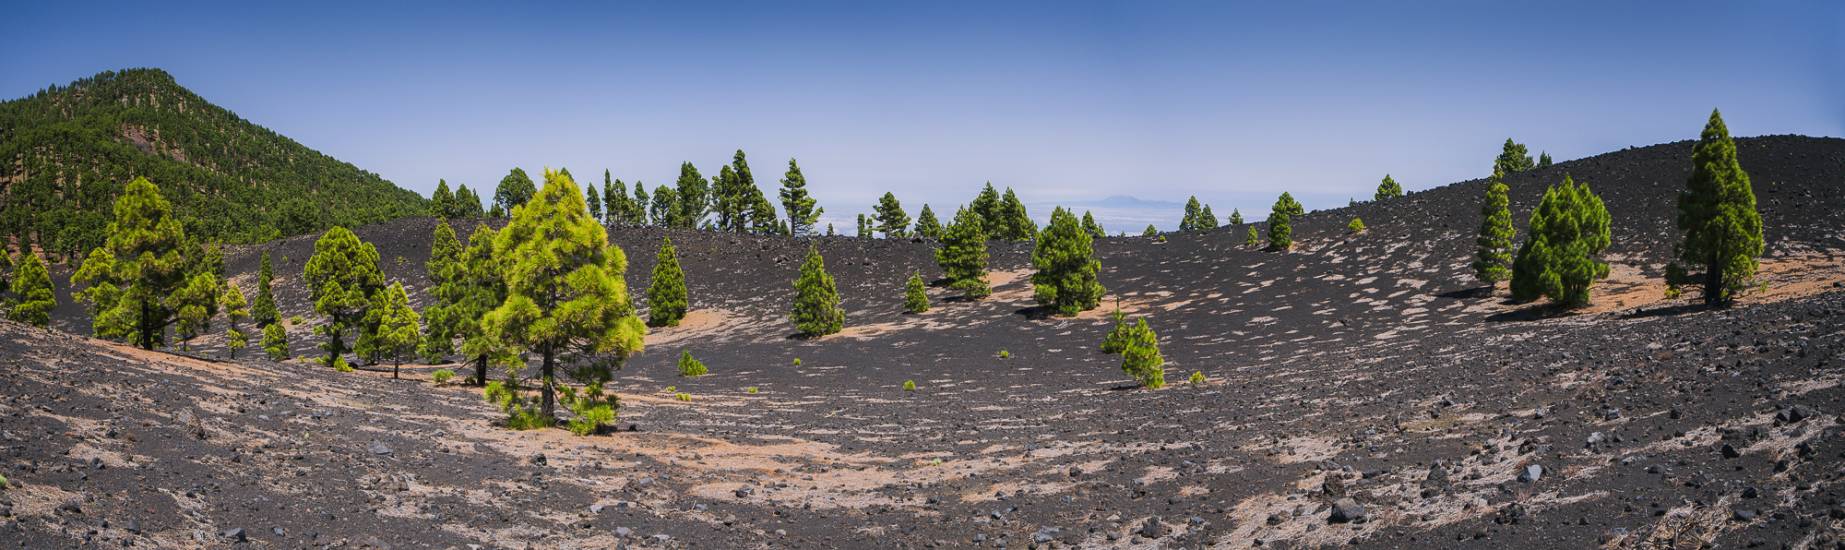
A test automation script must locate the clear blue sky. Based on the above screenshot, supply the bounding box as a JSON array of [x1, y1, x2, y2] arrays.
[[4, 1, 1839, 230]]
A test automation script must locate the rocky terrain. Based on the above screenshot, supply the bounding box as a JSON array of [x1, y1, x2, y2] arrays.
[[5, 135, 1845, 548]]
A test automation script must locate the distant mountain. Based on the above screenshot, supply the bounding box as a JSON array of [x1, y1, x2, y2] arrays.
[[0, 68, 426, 256]]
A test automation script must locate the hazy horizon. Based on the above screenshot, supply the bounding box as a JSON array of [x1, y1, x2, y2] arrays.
[[4, 1, 1839, 230]]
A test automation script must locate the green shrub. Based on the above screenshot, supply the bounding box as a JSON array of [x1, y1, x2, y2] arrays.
[[1100, 309, 1130, 354], [903, 272, 929, 314], [558, 382, 618, 436], [903, 379, 917, 392], [1509, 175, 1611, 307], [1188, 371, 1206, 385], [432, 369, 455, 385], [998, 350, 1010, 359], [484, 379, 552, 430], [745, 386, 759, 394], [1347, 217, 1365, 234], [289, 315, 305, 326], [665, 385, 676, 393], [792, 357, 802, 366], [262, 323, 290, 361], [675, 392, 693, 402], [333, 357, 354, 373], [0, 473, 8, 489], [1119, 318, 1165, 389], [678, 351, 707, 377]]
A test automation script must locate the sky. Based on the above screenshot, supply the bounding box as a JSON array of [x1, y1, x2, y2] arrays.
[[3, 1, 1840, 231]]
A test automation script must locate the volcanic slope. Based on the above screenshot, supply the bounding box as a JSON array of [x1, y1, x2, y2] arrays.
[[9, 135, 1845, 548]]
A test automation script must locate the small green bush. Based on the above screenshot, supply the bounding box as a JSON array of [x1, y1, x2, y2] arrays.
[[484, 379, 552, 430], [998, 350, 1010, 359], [1188, 371, 1206, 385], [903, 379, 917, 391], [792, 358, 802, 366], [289, 315, 306, 326], [678, 351, 707, 377], [558, 382, 618, 436], [1347, 217, 1366, 234], [745, 386, 759, 394], [333, 357, 354, 373], [675, 392, 693, 402], [432, 369, 455, 385], [665, 385, 676, 393], [0, 473, 8, 489]]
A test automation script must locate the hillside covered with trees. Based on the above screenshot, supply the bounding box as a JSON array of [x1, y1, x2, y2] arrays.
[[0, 68, 427, 257]]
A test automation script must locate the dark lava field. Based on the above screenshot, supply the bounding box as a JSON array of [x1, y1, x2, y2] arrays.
[[5, 136, 1845, 549]]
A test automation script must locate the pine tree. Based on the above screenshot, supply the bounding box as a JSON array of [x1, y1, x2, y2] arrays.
[[790, 246, 844, 337], [1143, 225, 1159, 237], [1181, 196, 1203, 231], [856, 214, 871, 238], [1198, 205, 1219, 230], [1119, 318, 1164, 389], [368, 282, 421, 378], [432, 179, 457, 218], [826, 223, 835, 236], [602, 171, 624, 227], [779, 158, 823, 236], [1670, 109, 1763, 306], [494, 168, 537, 215], [1267, 192, 1299, 250], [1081, 210, 1105, 238], [999, 188, 1034, 240], [1229, 209, 1244, 225], [674, 161, 710, 229], [452, 226, 508, 386], [903, 271, 929, 313], [647, 237, 688, 327], [70, 177, 196, 348], [483, 168, 644, 423], [748, 193, 779, 234], [172, 271, 220, 348], [1375, 174, 1404, 201], [1472, 167, 1515, 285], [913, 205, 943, 240], [875, 192, 911, 238], [585, 182, 603, 222], [649, 185, 678, 227], [1245, 225, 1259, 246], [304, 226, 384, 368], [262, 322, 289, 360], [252, 251, 280, 328], [220, 283, 250, 358], [971, 182, 1003, 235], [7, 252, 54, 328], [0, 251, 10, 302], [420, 220, 464, 362], [455, 184, 485, 218], [937, 207, 991, 299], [632, 182, 651, 226], [1031, 207, 1105, 315], [1510, 175, 1611, 307], [1100, 308, 1130, 354], [1537, 152, 1553, 168], [1495, 139, 1535, 174]]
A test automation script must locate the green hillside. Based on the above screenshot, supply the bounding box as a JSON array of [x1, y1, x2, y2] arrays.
[[0, 68, 426, 256]]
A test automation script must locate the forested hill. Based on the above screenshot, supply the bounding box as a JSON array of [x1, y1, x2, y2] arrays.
[[0, 68, 427, 255]]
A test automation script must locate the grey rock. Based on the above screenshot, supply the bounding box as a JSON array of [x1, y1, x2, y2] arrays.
[[1518, 464, 1543, 483], [222, 528, 246, 542], [1329, 498, 1366, 523], [366, 441, 392, 455], [614, 526, 632, 538], [1138, 517, 1168, 538]]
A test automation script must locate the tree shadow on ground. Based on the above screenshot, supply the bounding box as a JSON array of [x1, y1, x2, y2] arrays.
[[1621, 302, 1716, 320], [1484, 302, 1580, 323], [1436, 286, 1496, 300]]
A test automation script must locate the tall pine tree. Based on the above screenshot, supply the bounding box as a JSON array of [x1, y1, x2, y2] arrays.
[[779, 158, 822, 236], [1472, 167, 1516, 285], [7, 252, 54, 328], [914, 204, 943, 240], [647, 237, 688, 327], [1031, 207, 1105, 315], [70, 177, 197, 348], [252, 250, 280, 328], [1375, 174, 1404, 200], [674, 162, 710, 229], [875, 192, 911, 238], [494, 168, 537, 216], [304, 226, 384, 368], [419, 220, 464, 361], [998, 188, 1034, 240], [937, 207, 991, 299], [484, 169, 645, 421], [1495, 139, 1535, 174], [1670, 109, 1763, 306]]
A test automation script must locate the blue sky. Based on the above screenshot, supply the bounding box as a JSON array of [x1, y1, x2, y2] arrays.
[[3, 1, 1839, 231]]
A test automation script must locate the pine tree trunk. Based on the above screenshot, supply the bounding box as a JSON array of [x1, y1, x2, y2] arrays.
[[1704, 253, 1723, 306], [540, 348, 556, 419], [474, 354, 488, 387]]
